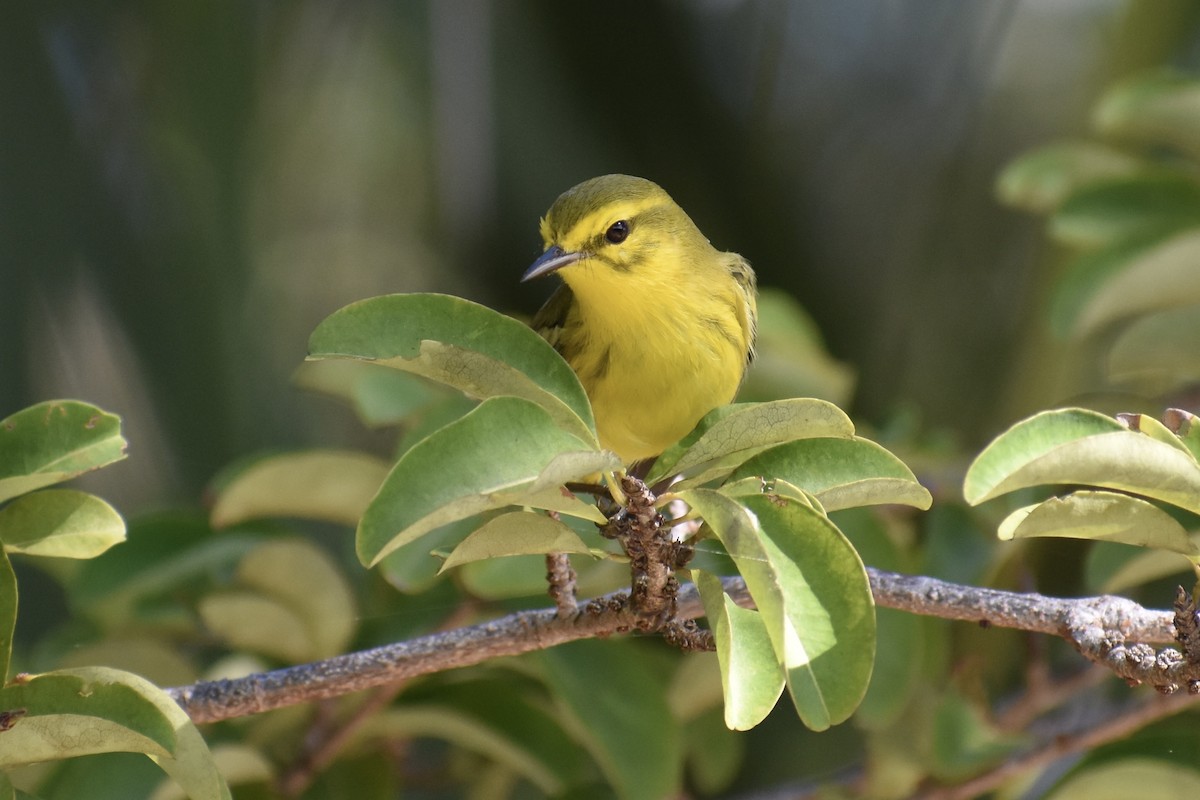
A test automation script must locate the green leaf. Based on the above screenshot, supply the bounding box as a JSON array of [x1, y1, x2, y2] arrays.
[[209, 450, 390, 528], [681, 490, 875, 730], [650, 398, 855, 487], [440, 512, 594, 572], [357, 396, 599, 567], [307, 293, 595, 443], [997, 491, 1198, 557], [0, 401, 127, 504], [151, 744, 275, 799], [1116, 412, 1194, 456], [198, 591, 312, 663], [1048, 230, 1174, 338], [967, 412, 1200, 515], [234, 538, 357, 659], [0, 551, 14, 682], [1094, 69, 1200, 159], [1049, 175, 1200, 250], [964, 408, 1126, 504], [1069, 229, 1200, 338], [1049, 758, 1200, 800], [0, 667, 232, 799], [931, 689, 1025, 780], [695, 571, 784, 731], [292, 359, 443, 427], [996, 141, 1143, 213], [536, 639, 682, 800], [1085, 540, 1196, 594], [0, 489, 125, 558], [727, 437, 932, 511], [0, 671, 175, 765], [355, 706, 564, 795], [1109, 306, 1200, 392]]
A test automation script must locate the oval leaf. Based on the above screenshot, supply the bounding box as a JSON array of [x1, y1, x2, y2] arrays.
[[695, 571, 785, 731], [652, 398, 855, 487], [998, 491, 1197, 556], [292, 359, 442, 428], [1049, 175, 1200, 250], [969, 416, 1200, 515], [996, 141, 1143, 213], [440, 512, 593, 572], [1048, 758, 1200, 800], [0, 489, 124, 558], [308, 293, 595, 443], [357, 396, 597, 567], [1109, 305, 1200, 391], [728, 438, 932, 511], [537, 639, 683, 800], [210, 450, 390, 528], [199, 591, 312, 663], [0, 401, 127, 504], [1071, 228, 1200, 338], [1093, 69, 1200, 159], [682, 490, 875, 730], [234, 538, 357, 658], [964, 408, 1126, 504], [1, 552, 14, 681]]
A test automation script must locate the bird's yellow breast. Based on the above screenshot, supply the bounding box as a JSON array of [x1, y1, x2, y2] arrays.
[[556, 245, 752, 462]]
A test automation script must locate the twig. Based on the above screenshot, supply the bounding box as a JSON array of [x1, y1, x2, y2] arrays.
[[545, 552, 578, 617], [169, 569, 1185, 724]]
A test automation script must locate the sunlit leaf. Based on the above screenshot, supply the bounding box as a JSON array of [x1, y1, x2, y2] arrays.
[[308, 293, 595, 443], [0, 667, 230, 799], [357, 396, 598, 567], [1049, 175, 1200, 250], [0, 672, 176, 766], [210, 450, 390, 528], [0, 489, 124, 558], [681, 490, 874, 730], [695, 571, 784, 730], [650, 398, 854, 487], [996, 140, 1143, 213], [1115, 412, 1194, 456], [1048, 758, 1200, 800], [998, 491, 1197, 557], [964, 408, 1126, 504], [440, 512, 594, 572], [0, 401, 127, 504], [967, 411, 1200, 515], [726, 437, 932, 511]]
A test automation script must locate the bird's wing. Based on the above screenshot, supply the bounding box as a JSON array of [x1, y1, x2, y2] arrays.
[[725, 253, 758, 365], [531, 282, 578, 359]]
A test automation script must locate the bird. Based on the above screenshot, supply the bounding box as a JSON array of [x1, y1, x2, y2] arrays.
[[523, 174, 758, 465]]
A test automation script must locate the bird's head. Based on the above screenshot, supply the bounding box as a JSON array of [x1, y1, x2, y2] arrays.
[[522, 174, 702, 286]]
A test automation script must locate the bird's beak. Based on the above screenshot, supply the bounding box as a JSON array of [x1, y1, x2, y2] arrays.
[[522, 245, 584, 282]]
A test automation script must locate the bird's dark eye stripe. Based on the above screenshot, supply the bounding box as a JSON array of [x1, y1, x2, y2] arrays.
[[605, 219, 630, 244]]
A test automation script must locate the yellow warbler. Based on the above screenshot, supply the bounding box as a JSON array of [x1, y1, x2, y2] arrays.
[[523, 174, 758, 464]]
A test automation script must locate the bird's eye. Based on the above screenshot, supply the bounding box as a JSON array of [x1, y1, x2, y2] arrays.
[[605, 220, 630, 244]]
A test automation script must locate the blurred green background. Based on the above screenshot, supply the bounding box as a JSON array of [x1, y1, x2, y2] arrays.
[[4, 0, 1200, 512]]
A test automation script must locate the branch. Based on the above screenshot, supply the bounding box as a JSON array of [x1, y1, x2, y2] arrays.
[[169, 568, 1184, 724]]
